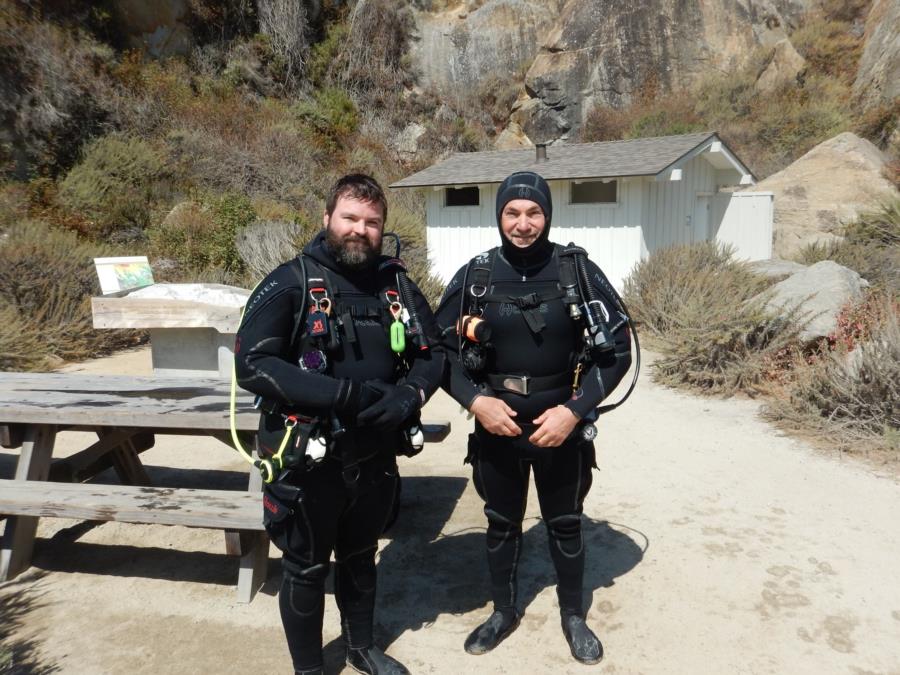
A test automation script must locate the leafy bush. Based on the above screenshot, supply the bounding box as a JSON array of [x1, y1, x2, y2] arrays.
[[57, 134, 171, 238], [148, 193, 255, 275], [623, 241, 803, 394], [292, 87, 359, 151], [0, 220, 142, 370], [762, 294, 899, 452]]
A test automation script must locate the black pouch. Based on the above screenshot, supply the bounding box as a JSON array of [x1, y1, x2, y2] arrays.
[[261, 474, 303, 552]]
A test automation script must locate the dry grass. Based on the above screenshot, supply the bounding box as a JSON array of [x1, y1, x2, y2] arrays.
[[236, 219, 312, 281], [623, 241, 804, 394], [762, 295, 899, 454], [0, 220, 143, 370], [795, 199, 900, 293]]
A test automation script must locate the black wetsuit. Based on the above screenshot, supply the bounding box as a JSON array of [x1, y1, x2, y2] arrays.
[[435, 240, 631, 617], [235, 231, 443, 673]]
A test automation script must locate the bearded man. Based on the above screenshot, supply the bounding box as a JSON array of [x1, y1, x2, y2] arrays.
[[235, 174, 443, 675]]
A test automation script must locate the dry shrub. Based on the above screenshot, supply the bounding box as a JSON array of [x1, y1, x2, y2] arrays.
[[623, 241, 803, 394], [256, 0, 309, 90], [791, 16, 863, 82], [762, 295, 899, 453], [340, 0, 415, 100], [795, 199, 900, 293], [0, 302, 52, 371], [0, 220, 142, 370], [580, 80, 705, 144], [0, 5, 118, 178], [236, 219, 313, 281], [623, 241, 768, 335], [385, 205, 444, 308]]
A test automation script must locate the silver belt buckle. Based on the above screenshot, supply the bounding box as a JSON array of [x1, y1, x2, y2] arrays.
[[502, 375, 530, 395]]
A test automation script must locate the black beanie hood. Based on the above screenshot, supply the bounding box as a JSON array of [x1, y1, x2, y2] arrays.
[[495, 171, 553, 266]]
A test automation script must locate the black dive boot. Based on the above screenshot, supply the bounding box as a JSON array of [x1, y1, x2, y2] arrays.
[[561, 614, 603, 665], [346, 645, 410, 675], [463, 608, 521, 655], [294, 668, 324, 675]]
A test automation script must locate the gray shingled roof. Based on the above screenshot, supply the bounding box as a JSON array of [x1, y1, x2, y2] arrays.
[[391, 131, 734, 188]]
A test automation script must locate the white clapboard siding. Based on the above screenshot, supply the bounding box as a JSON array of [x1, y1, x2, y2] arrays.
[[424, 154, 771, 292], [426, 179, 644, 290], [713, 192, 774, 260]]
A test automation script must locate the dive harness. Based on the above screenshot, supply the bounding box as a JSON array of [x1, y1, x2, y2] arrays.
[[455, 243, 640, 420], [229, 234, 429, 484]]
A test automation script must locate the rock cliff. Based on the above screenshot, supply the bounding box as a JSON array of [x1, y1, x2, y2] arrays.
[[853, 0, 900, 110], [409, 0, 814, 144]]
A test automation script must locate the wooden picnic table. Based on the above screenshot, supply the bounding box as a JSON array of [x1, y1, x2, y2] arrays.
[[0, 372, 267, 601], [0, 372, 449, 602]]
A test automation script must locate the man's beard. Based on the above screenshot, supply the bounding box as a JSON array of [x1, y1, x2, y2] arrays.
[[324, 228, 381, 271]]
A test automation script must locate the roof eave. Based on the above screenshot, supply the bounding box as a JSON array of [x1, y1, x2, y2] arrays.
[[390, 169, 658, 190], [653, 133, 755, 184]]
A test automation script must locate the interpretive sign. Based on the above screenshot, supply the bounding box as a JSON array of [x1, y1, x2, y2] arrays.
[[93, 256, 154, 295]]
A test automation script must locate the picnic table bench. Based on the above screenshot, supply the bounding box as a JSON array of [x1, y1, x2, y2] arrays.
[[0, 372, 449, 602]]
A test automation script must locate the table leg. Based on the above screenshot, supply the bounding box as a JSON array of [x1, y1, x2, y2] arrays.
[[100, 428, 151, 486], [235, 465, 268, 603], [0, 424, 57, 581]]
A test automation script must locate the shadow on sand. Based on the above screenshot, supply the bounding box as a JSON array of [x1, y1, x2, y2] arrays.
[[320, 474, 646, 668], [0, 572, 60, 674]]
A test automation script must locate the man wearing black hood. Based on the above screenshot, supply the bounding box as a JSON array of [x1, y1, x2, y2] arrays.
[[434, 171, 632, 664], [235, 174, 443, 675]]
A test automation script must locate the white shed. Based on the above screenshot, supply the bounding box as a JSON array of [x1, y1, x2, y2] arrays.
[[390, 132, 773, 290]]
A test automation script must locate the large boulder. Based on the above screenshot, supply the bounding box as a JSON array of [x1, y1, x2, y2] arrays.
[[853, 0, 900, 110], [748, 259, 807, 280], [408, 0, 819, 143], [762, 260, 869, 343], [754, 39, 807, 94], [748, 132, 899, 259]]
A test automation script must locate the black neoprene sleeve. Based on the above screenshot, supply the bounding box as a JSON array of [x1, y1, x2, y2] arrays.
[[234, 265, 345, 414]]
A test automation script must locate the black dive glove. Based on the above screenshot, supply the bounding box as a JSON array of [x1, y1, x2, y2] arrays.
[[333, 379, 383, 423], [357, 381, 422, 430]]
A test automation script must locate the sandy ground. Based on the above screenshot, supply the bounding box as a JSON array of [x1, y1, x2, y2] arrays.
[[2, 346, 899, 675]]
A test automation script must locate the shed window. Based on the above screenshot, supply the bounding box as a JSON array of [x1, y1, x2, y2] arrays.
[[571, 180, 617, 204], [445, 186, 480, 207]]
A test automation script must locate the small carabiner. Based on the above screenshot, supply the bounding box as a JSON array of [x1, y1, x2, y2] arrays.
[[389, 301, 403, 321]]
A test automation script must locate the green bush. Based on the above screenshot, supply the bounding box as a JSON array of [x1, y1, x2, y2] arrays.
[[57, 134, 171, 238], [623, 241, 803, 394], [148, 193, 255, 276], [292, 87, 359, 151]]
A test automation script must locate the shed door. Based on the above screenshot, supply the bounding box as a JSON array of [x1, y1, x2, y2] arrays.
[[692, 196, 710, 243]]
